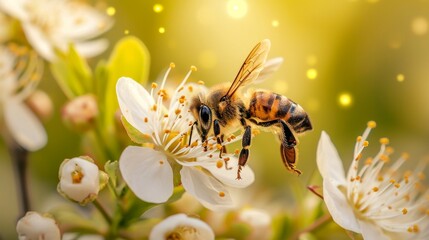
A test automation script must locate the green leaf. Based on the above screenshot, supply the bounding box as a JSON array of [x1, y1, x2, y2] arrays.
[[121, 116, 150, 145], [50, 44, 93, 98], [105, 160, 119, 188], [103, 36, 150, 133]]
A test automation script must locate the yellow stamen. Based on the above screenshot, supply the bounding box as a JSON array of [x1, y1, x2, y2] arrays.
[[219, 191, 225, 197], [367, 121, 376, 128], [363, 141, 369, 147], [175, 109, 181, 115], [216, 160, 223, 168], [402, 208, 408, 215], [71, 170, 83, 184], [170, 62, 176, 68], [151, 82, 158, 89], [357, 136, 362, 142], [372, 187, 379, 192], [401, 152, 410, 160], [379, 137, 389, 145], [197, 80, 204, 85]]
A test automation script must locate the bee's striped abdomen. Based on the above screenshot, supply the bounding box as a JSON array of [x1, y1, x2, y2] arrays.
[[248, 91, 312, 133]]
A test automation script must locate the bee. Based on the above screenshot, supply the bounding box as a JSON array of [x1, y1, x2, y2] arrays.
[[189, 39, 312, 179]]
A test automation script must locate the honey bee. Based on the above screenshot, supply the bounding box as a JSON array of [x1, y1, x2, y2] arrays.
[[189, 39, 312, 179]]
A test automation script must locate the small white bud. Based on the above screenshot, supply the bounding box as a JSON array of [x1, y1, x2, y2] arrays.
[[238, 208, 272, 240], [58, 156, 108, 205], [61, 94, 98, 131], [25, 90, 54, 121], [16, 211, 61, 240]]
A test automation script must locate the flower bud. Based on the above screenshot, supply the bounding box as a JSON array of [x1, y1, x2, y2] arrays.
[[16, 211, 61, 240], [25, 90, 54, 121], [61, 94, 98, 132], [58, 156, 108, 205], [237, 208, 272, 240]]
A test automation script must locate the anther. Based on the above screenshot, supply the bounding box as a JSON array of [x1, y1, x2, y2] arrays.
[[402, 208, 408, 215], [218, 191, 225, 197], [144, 117, 148, 123], [151, 82, 158, 89], [216, 160, 223, 168], [175, 109, 181, 115], [197, 80, 204, 85], [379, 137, 389, 145], [357, 136, 362, 142], [363, 141, 369, 147], [190, 65, 197, 71], [170, 62, 176, 68], [401, 152, 410, 160], [367, 121, 376, 129], [372, 187, 379, 192]]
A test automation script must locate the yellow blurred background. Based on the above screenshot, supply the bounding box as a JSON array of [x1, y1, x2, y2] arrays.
[[2, 0, 429, 238]]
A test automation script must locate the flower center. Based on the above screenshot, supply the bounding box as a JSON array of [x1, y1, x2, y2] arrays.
[[165, 226, 198, 240]]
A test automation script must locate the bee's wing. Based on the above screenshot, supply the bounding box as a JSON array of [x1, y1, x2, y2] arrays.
[[225, 39, 271, 97], [253, 57, 284, 84]]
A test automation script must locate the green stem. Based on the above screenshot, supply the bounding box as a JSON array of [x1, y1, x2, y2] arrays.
[[92, 199, 112, 225]]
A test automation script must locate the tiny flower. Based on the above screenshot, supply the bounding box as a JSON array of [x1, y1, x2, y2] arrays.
[[237, 208, 272, 240], [317, 121, 429, 239], [16, 211, 61, 240], [58, 156, 108, 205], [61, 94, 98, 131], [0, 0, 113, 61], [117, 64, 254, 210], [149, 214, 215, 240], [0, 43, 46, 151]]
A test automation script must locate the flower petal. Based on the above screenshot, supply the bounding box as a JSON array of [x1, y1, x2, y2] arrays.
[[358, 220, 390, 240], [149, 214, 214, 240], [317, 131, 346, 184], [116, 77, 155, 136], [22, 24, 56, 61], [74, 39, 109, 59], [181, 167, 234, 211], [323, 177, 360, 233], [0, 0, 29, 21], [4, 98, 47, 151], [119, 146, 173, 203], [199, 157, 254, 188]]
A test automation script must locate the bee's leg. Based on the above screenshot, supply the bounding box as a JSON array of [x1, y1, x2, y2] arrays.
[[278, 120, 301, 175], [248, 119, 301, 175], [237, 123, 252, 180], [214, 119, 223, 157], [188, 121, 197, 147]]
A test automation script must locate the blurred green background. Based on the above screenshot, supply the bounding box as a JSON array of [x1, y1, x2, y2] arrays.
[[2, 0, 429, 238]]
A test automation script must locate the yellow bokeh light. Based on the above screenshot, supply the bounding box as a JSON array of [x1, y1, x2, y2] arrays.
[[153, 4, 164, 13], [124, 29, 130, 35], [338, 93, 353, 108], [307, 55, 318, 65], [412, 17, 428, 36], [226, 0, 248, 19], [272, 20, 279, 27], [158, 27, 165, 34], [306, 68, 318, 80], [106, 6, 116, 16], [397, 74, 405, 82]]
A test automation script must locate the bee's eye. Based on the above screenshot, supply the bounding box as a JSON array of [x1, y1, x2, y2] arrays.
[[199, 105, 212, 131]]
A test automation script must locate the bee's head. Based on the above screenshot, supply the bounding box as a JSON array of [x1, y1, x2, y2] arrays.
[[197, 104, 212, 140], [190, 96, 212, 141]]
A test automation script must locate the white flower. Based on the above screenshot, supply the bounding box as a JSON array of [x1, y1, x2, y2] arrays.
[[149, 213, 215, 240], [58, 156, 108, 205], [238, 208, 272, 240], [317, 121, 429, 240], [117, 64, 254, 210], [0, 0, 113, 61], [16, 211, 61, 240], [0, 44, 46, 151]]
